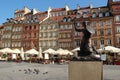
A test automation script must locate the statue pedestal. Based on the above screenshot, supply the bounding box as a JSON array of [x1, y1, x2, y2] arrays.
[[69, 61, 103, 80]]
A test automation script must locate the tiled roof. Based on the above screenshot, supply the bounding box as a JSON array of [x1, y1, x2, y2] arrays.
[[15, 10, 24, 13], [35, 11, 47, 15], [64, 15, 76, 19], [51, 8, 66, 12], [50, 16, 64, 21], [38, 16, 47, 21]]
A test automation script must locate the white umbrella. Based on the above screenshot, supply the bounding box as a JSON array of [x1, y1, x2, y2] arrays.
[[0, 48, 14, 53], [56, 48, 64, 52], [55, 48, 71, 55], [21, 47, 25, 60], [13, 49, 21, 53], [38, 47, 43, 58], [43, 48, 56, 54], [97, 46, 120, 53], [0, 50, 3, 53], [64, 50, 73, 55], [55, 48, 64, 54], [25, 49, 39, 55]]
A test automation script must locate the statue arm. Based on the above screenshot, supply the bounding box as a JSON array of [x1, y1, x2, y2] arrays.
[[75, 26, 82, 32], [92, 46, 98, 54]]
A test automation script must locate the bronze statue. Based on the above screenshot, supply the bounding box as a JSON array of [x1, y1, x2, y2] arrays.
[[74, 21, 100, 61]]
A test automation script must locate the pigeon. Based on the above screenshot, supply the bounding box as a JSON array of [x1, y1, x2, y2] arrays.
[[28, 68, 32, 74], [24, 69, 28, 74], [43, 72, 48, 75], [34, 69, 39, 74]]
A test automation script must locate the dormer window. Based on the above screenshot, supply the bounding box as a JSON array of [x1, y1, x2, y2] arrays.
[[92, 12, 96, 18], [105, 12, 110, 17], [76, 13, 80, 18], [83, 12, 88, 18], [67, 17, 71, 22], [99, 12, 103, 17], [63, 17, 67, 22]]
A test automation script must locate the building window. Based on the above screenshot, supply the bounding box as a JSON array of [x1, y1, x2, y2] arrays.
[[56, 12, 58, 16], [48, 25, 51, 29], [117, 26, 120, 32], [63, 34, 66, 38], [67, 34, 71, 38], [107, 29, 111, 35], [30, 26, 32, 30], [100, 40, 104, 45], [50, 32, 52, 37], [99, 12, 103, 17], [100, 29, 104, 35], [69, 25, 72, 29], [92, 21, 96, 27], [76, 40, 80, 46], [34, 25, 36, 29], [40, 26, 42, 30], [43, 26, 46, 30], [99, 21, 103, 26], [75, 32, 80, 36], [93, 39, 97, 45], [106, 20, 110, 25], [83, 12, 88, 18], [93, 30, 97, 36], [43, 33, 46, 38], [60, 25, 64, 29], [92, 13, 96, 18], [59, 34, 61, 38], [52, 25, 55, 29], [45, 26, 48, 30], [65, 33, 67, 38], [25, 26, 28, 30], [63, 17, 67, 22], [53, 32, 55, 37], [76, 13, 80, 18], [40, 33, 43, 38], [107, 39, 111, 45], [65, 25, 68, 29], [118, 38, 120, 44], [105, 12, 110, 17], [68, 17, 71, 22], [34, 33, 36, 38], [116, 15, 120, 22], [45, 41, 47, 47], [76, 22, 80, 26]]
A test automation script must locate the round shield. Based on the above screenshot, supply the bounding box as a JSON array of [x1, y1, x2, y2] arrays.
[[86, 26, 95, 34]]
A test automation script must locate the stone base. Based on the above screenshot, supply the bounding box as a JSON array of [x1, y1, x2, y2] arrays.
[[69, 61, 103, 80]]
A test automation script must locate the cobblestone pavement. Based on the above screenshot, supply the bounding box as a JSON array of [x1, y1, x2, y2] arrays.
[[0, 62, 119, 80], [103, 65, 120, 80]]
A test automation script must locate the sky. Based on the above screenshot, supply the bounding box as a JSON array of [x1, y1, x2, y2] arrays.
[[0, 0, 108, 25]]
